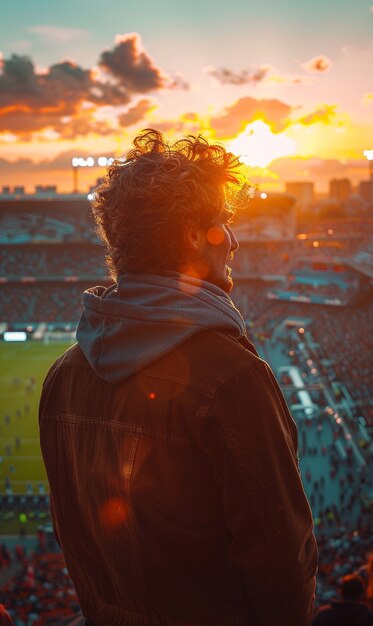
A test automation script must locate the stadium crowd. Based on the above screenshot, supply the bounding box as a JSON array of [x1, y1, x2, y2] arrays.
[[272, 280, 355, 302], [0, 246, 107, 279], [232, 242, 294, 276], [305, 305, 373, 427], [352, 242, 373, 274], [244, 289, 373, 427], [0, 283, 93, 324], [0, 543, 80, 625], [0, 209, 97, 245]]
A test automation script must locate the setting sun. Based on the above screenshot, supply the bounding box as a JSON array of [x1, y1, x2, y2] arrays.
[[228, 121, 296, 168]]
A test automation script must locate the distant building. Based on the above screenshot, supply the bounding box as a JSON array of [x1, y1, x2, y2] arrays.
[[35, 185, 58, 195], [358, 180, 373, 203], [329, 178, 352, 203], [285, 182, 314, 205]]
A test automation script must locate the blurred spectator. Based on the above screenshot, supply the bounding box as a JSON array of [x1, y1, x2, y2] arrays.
[[311, 574, 373, 625], [0, 208, 97, 244], [0, 245, 107, 278], [0, 282, 95, 324], [0, 549, 80, 625]]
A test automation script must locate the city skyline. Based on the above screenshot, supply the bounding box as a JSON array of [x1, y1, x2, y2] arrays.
[[1, 0, 372, 193]]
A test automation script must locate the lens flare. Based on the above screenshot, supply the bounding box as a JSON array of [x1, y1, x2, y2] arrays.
[[100, 497, 128, 529], [207, 226, 225, 245]]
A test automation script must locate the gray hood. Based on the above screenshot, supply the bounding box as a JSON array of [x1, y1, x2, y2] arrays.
[[76, 272, 247, 384]]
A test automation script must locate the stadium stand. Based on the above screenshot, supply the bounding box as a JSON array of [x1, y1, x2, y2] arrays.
[[0, 245, 107, 279], [0, 283, 93, 325], [0, 547, 80, 624], [233, 241, 294, 277]]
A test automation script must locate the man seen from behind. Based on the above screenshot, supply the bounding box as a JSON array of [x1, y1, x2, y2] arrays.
[[39, 129, 317, 626]]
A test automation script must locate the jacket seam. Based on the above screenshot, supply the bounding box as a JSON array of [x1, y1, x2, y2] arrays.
[[195, 359, 264, 423], [42, 413, 195, 446]]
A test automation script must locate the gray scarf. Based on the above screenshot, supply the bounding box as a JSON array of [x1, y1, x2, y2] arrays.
[[77, 272, 247, 384]]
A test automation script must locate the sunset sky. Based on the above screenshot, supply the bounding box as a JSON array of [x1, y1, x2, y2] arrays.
[[1, 0, 372, 193]]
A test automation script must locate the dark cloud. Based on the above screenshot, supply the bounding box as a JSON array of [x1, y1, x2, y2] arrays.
[[204, 65, 271, 86], [0, 34, 187, 136], [204, 65, 314, 87], [100, 33, 169, 92], [210, 96, 293, 137], [0, 55, 93, 110], [0, 54, 39, 103], [302, 55, 332, 73], [118, 98, 155, 127], [0, 54, 130, 133]]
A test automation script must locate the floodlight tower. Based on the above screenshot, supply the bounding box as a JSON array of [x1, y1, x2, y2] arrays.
[[72, 158, 79, 193], [71, 157, 95, 193]]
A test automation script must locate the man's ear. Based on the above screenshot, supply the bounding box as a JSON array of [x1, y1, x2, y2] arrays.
[[184, 223, 205, 253], [178, 224, 210, 280]]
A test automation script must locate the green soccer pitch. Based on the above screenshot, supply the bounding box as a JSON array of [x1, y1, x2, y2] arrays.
[[0, 340, 74, 495]]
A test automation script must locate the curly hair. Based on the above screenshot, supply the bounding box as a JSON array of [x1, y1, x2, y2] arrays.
[[91, 128, 245, 280]]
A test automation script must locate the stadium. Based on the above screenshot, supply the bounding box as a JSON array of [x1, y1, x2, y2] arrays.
[[0, 188, 372, 621]]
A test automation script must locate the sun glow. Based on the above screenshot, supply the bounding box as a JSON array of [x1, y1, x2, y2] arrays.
[[229, 120, 296, 168]]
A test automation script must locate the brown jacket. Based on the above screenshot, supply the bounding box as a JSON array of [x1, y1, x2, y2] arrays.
[[39, 330, 317, 626]]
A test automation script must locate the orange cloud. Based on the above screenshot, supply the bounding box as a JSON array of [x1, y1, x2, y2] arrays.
[[269, 73, 315, 85], [302, 55, 332, 73], [210, 96, 293, 138], [181, 112, 199, 122], [118, 98, 156, 127], [145, 113, 203, 135], [297, 104, 337, 125]]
